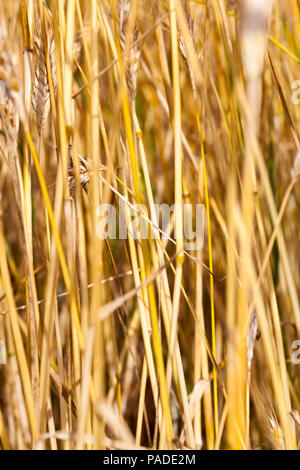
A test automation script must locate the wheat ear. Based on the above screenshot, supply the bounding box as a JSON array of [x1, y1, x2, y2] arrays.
[[118, 0, 141, 103], [32, 27, 57, 136]]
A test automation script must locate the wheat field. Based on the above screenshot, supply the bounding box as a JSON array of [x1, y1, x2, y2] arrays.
[[0, 0, 299, 451]]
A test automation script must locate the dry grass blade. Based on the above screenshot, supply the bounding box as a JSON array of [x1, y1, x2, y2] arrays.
[[247, 311, 259, 373], [179, 380, 210, 447], [96, 400, 135, 445], [289, 410, 300, 428]]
